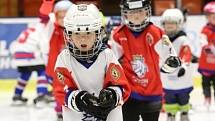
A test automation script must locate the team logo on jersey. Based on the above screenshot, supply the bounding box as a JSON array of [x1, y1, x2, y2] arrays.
[[57, 72, 64, 83], [146, 33, 154, 45], [131, 55, 148, 78], [78, 5, 87, 11], [111, 66, 120, 80]]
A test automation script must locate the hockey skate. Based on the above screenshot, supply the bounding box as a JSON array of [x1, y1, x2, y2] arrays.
[[12, 95, 28, 106], [47, 91, 55, 103], [204, 97, 211, 111], [33, 94, 54, 108], [180, 112, 190, 121], [167, 114, 175, 121], [57, 113, 63, 121]]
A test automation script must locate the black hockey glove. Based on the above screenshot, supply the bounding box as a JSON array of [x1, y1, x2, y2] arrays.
[[98, 88, 117, 119], [74, 91, 108, 120], [191, 55, 199, 63], [75, 91, 98, 112], [177, 67, 186, 77], [161, 56, 181, 73]]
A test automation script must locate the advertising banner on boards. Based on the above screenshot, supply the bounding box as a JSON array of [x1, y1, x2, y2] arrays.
[[0, 16, 207, 79]]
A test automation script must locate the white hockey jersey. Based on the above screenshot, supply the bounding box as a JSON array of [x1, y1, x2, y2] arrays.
[[161, 35, 193, 90], [10, 21, 54, 67], [54, 48, 130, 121]]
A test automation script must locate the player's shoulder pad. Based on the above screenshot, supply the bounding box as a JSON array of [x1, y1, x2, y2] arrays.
[[57, 49, 70, 59], [103, 48, 114, 54], [113, 25, 126, 34], [99, 48, 113, 57], [148, 23, 163, 34], [141, 23, 163, 45], [112, 25, 126, 41], [175, 34, 191, 46], [177, 35, 189, 41]]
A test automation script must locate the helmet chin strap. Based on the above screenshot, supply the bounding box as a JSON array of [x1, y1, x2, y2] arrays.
[[127, 21, 147, 32]]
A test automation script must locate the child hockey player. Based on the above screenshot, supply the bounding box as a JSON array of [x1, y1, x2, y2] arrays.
[[109, 0, 182, 121], [54, 4, 130, 121], [40, 0, 72, 121], [39, 0, 73, 120], [40, 0, 73, 81], [198, 1, 215, 109], [161, 8, 193, 121], [10, 25, 50, 106]]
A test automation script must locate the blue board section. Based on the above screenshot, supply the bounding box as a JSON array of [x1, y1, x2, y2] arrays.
[[0, 23, 27, 79]]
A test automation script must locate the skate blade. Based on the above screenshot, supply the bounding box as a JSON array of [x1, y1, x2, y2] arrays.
[[34, 101, 48, 108], [11, 101, 27, 106], [47, 101, 56, 108]]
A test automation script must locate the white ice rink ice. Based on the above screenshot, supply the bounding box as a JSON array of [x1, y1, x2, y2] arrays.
[[0, 88, 215, 121]]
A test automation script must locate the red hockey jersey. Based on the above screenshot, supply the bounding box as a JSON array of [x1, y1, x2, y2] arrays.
[[198, 24, 215, 75], [111, 24, 170, 101], [201, 24, 215, 44], [46, 24, 65, 78]]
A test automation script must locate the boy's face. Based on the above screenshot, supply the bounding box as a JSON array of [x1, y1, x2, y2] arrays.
[[125, 8, 147, 25], [55, 10, 67, 27], [163, 22, 178, 33], [71, 32, 96, 52], [207, 13, 215, 26]]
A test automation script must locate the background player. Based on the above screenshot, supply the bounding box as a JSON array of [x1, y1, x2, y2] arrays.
[[160, 8, 193, 121], [109, 0, 182, 121], [10, 25, 50, 106], [39, 0, 73, 120], [198, 1, 215, 110]]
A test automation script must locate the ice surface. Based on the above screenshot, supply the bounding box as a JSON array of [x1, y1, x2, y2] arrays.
[[0, 84, 214, 121]]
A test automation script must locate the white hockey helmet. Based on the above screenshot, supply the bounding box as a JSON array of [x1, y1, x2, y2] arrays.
[[64, 4, 103, 60], [161, 9, 184, 36], [54, 0, 73, 13]]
